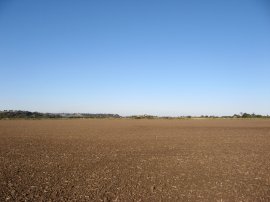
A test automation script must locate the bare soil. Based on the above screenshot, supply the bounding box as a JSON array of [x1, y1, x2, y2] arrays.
[[0, 119, 270, 201]]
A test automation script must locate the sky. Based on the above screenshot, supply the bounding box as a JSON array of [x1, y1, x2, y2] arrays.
[[0, 0, 270, 116]]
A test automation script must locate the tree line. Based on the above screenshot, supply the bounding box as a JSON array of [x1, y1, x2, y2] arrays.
[[0, 110, 269, 119], [0, 110, 120, 119]]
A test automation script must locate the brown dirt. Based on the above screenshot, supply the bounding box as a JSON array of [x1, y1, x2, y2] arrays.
[[0, 119, 270, 201]]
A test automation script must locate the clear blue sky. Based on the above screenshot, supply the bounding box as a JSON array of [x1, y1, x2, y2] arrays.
[[0, 0, 270, 116]]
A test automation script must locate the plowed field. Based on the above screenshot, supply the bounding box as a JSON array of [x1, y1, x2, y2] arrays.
[[0, 119, 270, 201]]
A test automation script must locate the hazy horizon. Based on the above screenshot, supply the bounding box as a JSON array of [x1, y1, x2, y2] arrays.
[[1, 0, 270, 116]]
